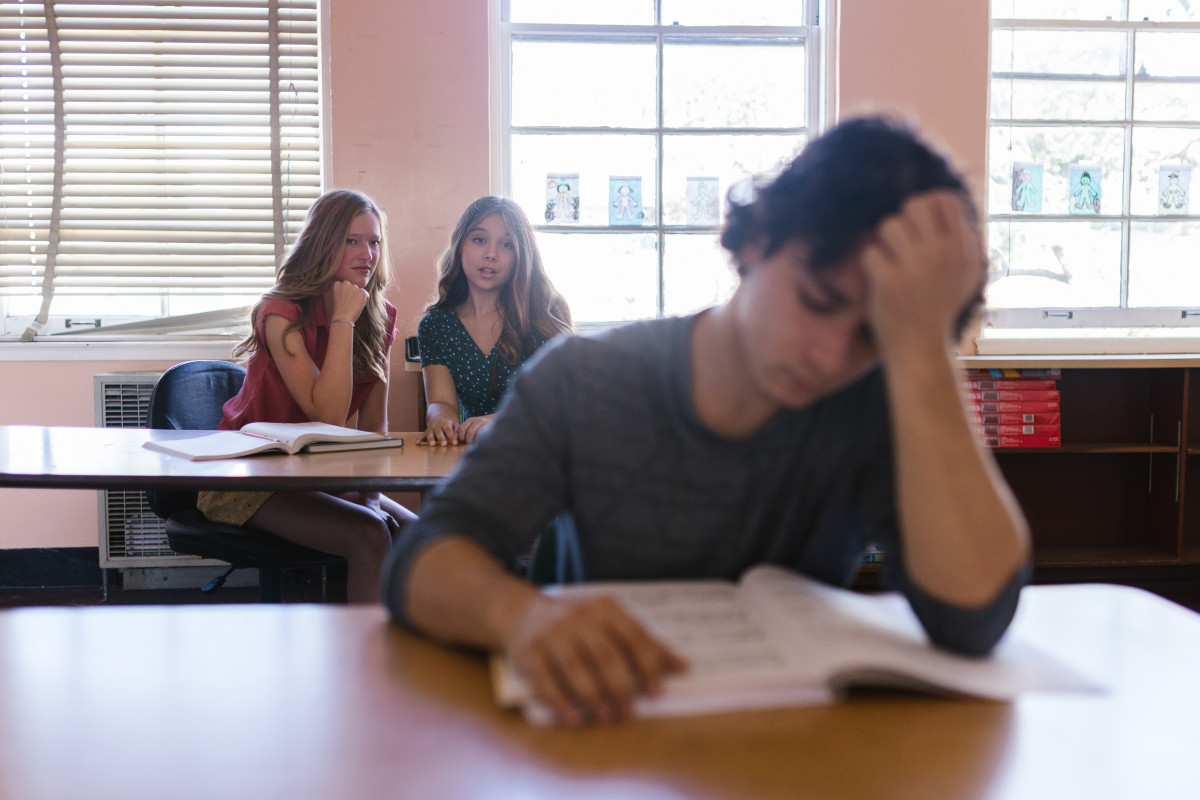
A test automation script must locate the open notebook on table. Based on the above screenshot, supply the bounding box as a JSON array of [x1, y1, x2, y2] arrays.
[[143, 421, 404, 461]]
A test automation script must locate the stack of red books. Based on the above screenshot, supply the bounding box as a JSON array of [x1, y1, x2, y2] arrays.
[[962, 368, 1061, 448]]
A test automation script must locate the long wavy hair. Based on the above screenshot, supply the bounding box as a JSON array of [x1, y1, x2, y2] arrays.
[[426, 196, 572, 370], [233, 189, 392, 382]]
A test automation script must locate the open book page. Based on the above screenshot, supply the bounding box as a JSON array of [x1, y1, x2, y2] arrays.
[[492, 578, 835, 724], [239, 421, 389, 449], [142, 422, 401, 460], [493, 566, 1103, 724], [738, 565, 1101, 700], [142, 430, 291, 460]]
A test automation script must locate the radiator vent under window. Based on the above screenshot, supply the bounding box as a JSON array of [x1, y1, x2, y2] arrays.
[[93, 373, 199, 566]]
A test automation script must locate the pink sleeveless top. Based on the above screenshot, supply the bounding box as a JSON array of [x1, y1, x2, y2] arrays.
[[218, 296, 398, 430]]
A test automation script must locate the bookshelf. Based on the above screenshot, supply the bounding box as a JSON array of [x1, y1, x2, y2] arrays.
[[959, 355, 1200, 579]]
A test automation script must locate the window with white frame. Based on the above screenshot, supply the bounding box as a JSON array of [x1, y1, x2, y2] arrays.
[[987, 0, 1200, 332], [0, 0, 321, 340], [497, 0, 821, 326]]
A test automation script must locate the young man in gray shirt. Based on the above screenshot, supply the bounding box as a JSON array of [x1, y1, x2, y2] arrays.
[[382, 116, 1032, 726]]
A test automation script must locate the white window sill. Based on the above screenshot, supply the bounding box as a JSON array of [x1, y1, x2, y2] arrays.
[[0, 338, 237, 362], [975, 329, 1200, 356]]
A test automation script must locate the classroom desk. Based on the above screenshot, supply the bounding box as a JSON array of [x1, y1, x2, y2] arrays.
[[0, 424, 464, 493], [1, 582, 1198, 800]]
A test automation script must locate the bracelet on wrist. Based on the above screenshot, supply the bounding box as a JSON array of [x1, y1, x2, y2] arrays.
[[331, 318, 355, 328]]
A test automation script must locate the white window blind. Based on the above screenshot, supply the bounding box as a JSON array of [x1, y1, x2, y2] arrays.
[[0, 0, 321, 340]]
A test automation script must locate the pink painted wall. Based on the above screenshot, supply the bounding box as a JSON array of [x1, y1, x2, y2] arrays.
[[0, 0, 990, 550], [837, 0, 990, 199], [1, 360, 182, 549], [325, 0, 491, 434]]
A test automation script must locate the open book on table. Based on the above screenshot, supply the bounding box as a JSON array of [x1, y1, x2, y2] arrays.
[[491, 565, 1100, 724], [143, 421, 404, 461]]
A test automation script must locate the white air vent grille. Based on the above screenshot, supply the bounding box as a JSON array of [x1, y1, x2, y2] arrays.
[[94, 372, 202, 567], [98, 379, 156, 428]]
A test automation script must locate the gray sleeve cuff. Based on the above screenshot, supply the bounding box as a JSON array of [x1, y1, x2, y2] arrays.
[[903, 561, 1032, 657]]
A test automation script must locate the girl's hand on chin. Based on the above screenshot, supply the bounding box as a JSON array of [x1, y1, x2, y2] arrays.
[[330, 280, 368, 323]]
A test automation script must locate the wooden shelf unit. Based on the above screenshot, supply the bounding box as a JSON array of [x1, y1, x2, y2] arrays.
[[960, 355, 1200, 579]]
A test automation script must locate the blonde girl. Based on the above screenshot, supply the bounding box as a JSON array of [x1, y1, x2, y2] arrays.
[[198, 189, 416, 602]]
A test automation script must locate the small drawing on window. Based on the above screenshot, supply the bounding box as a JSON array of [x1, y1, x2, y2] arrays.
[[1068, 164, 1101, 215], [545, 173, 580, 224], [686, 177, 720, 226], [609, 176, 645, 226], [1011, 161, 1043, 214], [1158, 164, 1191, 216]]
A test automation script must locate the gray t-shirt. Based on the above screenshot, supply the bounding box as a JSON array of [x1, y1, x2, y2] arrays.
[[384, 314, 1025, 656]]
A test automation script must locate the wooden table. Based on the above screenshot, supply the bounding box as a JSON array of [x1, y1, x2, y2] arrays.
[[0, 425, 465, 493], [0, 581, 1198, 800]]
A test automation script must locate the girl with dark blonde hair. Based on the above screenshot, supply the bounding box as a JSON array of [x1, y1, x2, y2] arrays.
[[419, 196, 572, 444], [199, 188, 416, 602]]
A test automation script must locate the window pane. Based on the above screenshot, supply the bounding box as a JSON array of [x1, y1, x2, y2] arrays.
[[537, 232, 659, 322], [1135, 83, 1200, 122], [1132, 34, 1200, 119], [1137, 32, 1200, 78], [662, 134, 805, 225], [7, 289, 260, 321], [991, 30, 1126, 77], [988, 125, 1126, 216], [511, 39, 657, 128], [1129, 221, 1200, 306], [1129, 1, 1200, 21], [511, 134, 657, 226], [663, 39, 805, 128], [661, 0, 805, 26], [167, 292, 259, 316], [663, 234, 737, 316], [5, 292, 161, 318], [508, 0, 653, 25], [990, 78, 1125, 121], [991, 0, 1124, 20], [987, 219, 1123, 308], [504, 10, 815, 326], [1129, 127, 1200, 216]]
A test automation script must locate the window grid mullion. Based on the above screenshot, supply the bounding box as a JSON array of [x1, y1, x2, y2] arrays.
[[501, 7, 814, 323], [987, 10, 1200, 327], [655, 25, 664, 318], [1120, 27, 1135, 310]]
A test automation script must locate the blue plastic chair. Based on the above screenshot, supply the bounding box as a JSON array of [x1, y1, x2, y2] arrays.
[[145, 360, 343, 602]]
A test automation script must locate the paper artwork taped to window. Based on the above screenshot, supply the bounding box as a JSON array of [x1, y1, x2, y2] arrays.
[[1011, 162, 1043, 213], [1068, 164, 1102, 215], [686, 177, 721, 226], [1158, 164, 1191, 215], [545, 174, 580, 224], [609, 177, 645, 225]]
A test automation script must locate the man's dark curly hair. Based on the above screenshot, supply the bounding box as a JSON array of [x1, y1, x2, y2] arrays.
[[720, 115, 982, 336], [721, 115, 975, 272]]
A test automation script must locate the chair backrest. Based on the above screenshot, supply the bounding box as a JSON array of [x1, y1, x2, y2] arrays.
[[148, 360, 246, 431], [145, 360, 247, 519]]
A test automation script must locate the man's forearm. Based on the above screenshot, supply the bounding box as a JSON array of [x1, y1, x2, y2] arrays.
[[883, 348, 1031, 608], [402, 535, 541, 650]]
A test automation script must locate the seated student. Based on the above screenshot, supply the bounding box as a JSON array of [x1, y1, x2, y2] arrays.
[[417, 196, 573, 445], [382, 117, 1032, 724], [197, 189, 416, 603]]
